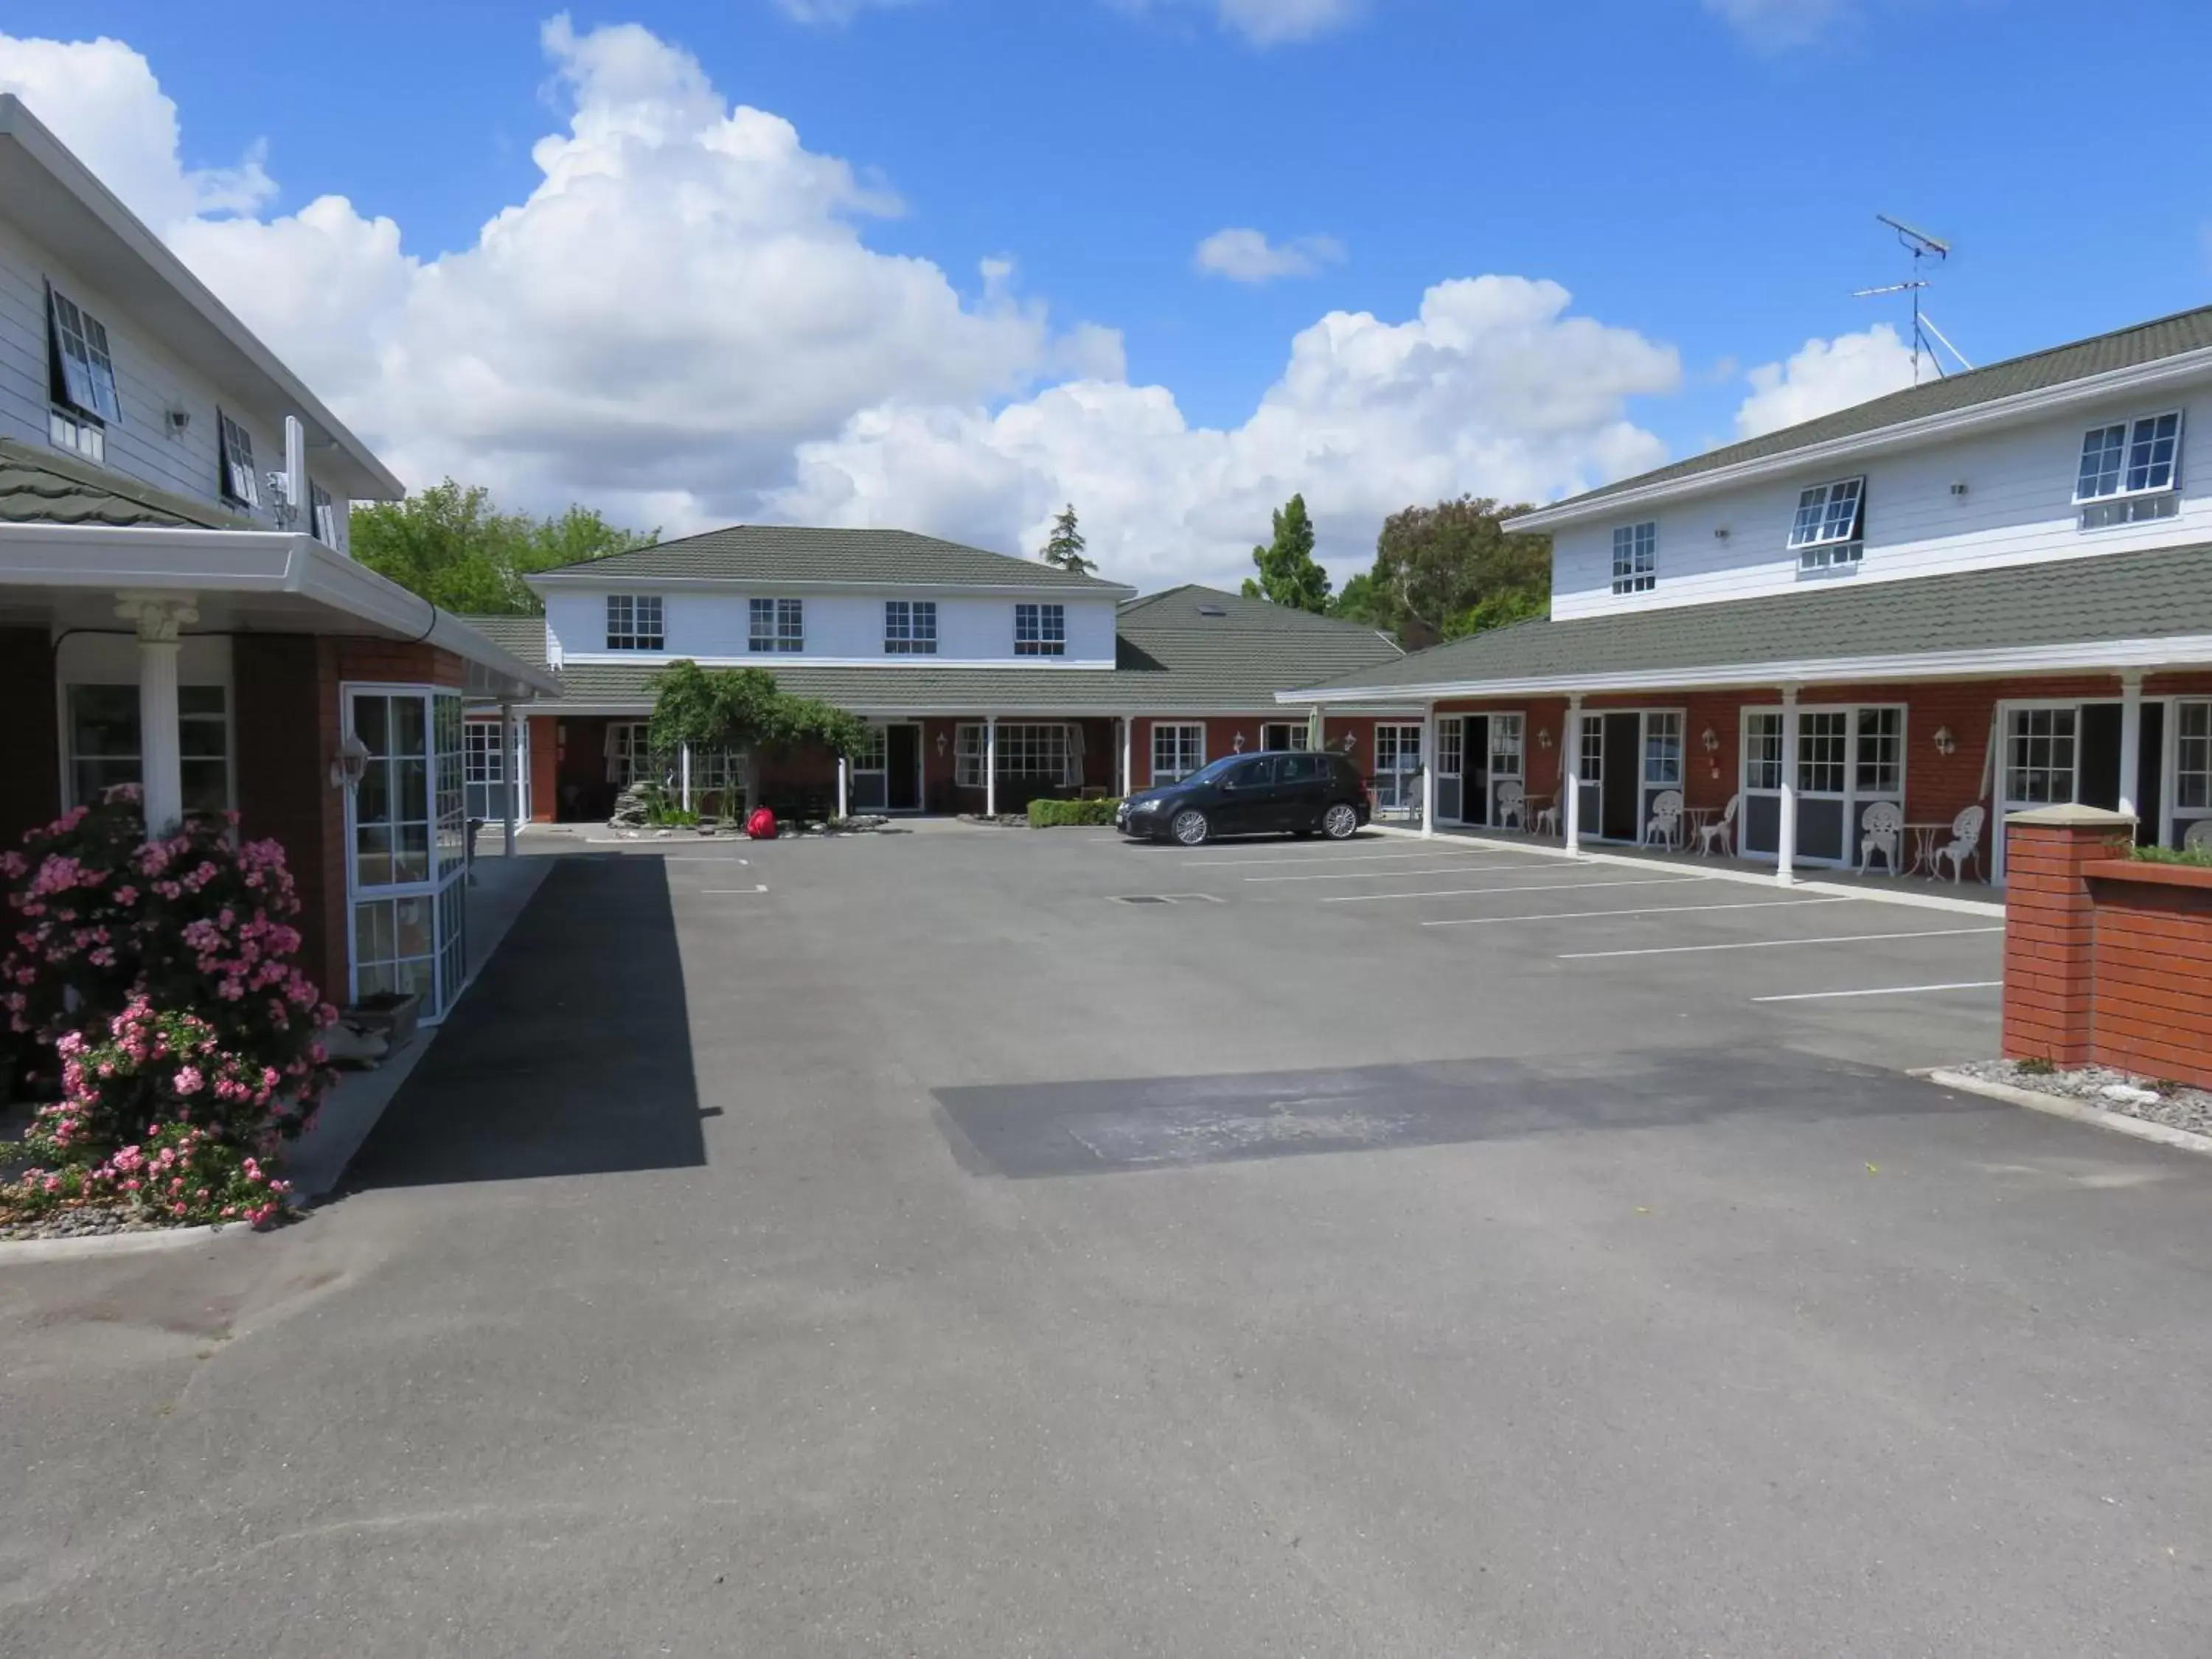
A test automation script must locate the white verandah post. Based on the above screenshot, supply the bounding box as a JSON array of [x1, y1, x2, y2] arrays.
[[116, 594, 196, 836], [2118, 670, 2144, 828], [836, 754, 849, 820], [1420, 701, 1438, 839], [1777, 685, 1801, 886], [1563, 694, 1584, 856], [501, 703, 519, 857], [680, 742, 693, 813], [1119, 717, 1133, 797], [984, 715, 998, 818]]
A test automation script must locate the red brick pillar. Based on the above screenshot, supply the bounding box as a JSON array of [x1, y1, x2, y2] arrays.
[[2000, 805, 2135, 1068]]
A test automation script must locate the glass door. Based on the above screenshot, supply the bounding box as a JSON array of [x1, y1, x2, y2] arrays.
[[347, 687, 469, 1020], [1436, 718, 1464, 824], [1487, 713, 1523, 827], [1372, 723, 1423, 819], [851, 725, 890, 813]]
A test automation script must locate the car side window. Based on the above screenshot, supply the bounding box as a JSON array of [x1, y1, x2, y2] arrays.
[[1233, 757, 1277, 788], [1278, 754, 1321, 784]]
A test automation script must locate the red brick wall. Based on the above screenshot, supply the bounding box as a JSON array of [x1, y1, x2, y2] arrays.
[[2003, 810, 2212, 1088], [232, 637, 344, 1001], [0, 627, 60, 847], [528, 715, 558, 823]]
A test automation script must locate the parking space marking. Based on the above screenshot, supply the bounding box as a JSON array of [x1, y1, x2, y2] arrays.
[[1424, 896, 1855, 928], [701, 886, 771, 894], [1245, 861, 1574, 884], [1182, 849, 1543, 869], [1325, 875, 1713, 905], [1753, 980, 2002, 1003], [1559, 925, 2003, 960]]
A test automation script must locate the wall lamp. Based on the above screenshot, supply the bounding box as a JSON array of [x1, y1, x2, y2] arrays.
[[1933, 726, 1958, 757], [1537, 728, 1554, 750], [1701, 726, 1720, 753], [329, 732, 370, 791], [936, 730, 949, 757]]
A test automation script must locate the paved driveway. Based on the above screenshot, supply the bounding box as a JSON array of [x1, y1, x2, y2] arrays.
[[4, 826, 2211, 1658]]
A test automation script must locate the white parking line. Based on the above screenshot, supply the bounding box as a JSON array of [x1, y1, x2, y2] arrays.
[[1326, 875, 1712, 905], [1753, 980, 2002, 1003], [1559, 926, 2003, 960], [701, 886, 771, 894], [1183, 849, 1543, 869], [1247, 861, 1573, 884], [1425, 896, 1855, 928]]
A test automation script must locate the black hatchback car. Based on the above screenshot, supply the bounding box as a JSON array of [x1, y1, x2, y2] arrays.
[[1116, 751, 1372, 846]]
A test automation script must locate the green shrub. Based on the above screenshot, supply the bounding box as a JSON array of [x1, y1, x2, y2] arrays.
[[2131, 844, 2212, 868], [2015, 1055, 2057, 1077], [1027, 797, 1121, 828]]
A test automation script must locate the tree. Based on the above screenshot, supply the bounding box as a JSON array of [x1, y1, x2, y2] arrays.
[[647, 661, 871, 813], [1240, 494, 1332, 614], [350, 479, 653, 615], [1342, 495, 1551, 647], [1040, 504, 1096, 576]]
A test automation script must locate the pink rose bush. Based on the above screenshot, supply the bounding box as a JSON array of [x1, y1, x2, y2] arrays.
[[1, 796, 335, 1229]]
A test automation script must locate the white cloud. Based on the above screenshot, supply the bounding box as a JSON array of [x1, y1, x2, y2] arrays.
[[1113, 0, 1366, 46], [1734, 324, 1918, 439], [1703, 0, 1849, 47], [769, 0, 923, 24], [777, 277, 1680, 588], [0, 22, 1682, 591], [1194, 227, 1345, 283]]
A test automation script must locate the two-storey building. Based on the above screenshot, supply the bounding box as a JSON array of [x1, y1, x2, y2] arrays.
[[0, 94, 554, 1021], [1288, 306, 2212, 883], [467, 527, 1411, 823]]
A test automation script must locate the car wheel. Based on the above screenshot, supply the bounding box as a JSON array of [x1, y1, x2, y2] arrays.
[[1171, 809, 1211, 846], [1321, 802, 1359, 840]]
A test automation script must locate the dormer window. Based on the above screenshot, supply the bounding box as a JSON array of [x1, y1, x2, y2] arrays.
[[217, 412, 260, 509], [1014, 602, 1065, 657], [884, 599, 937, 655], [1610, 521, 1657, 594], [749, 597, 804, 653], [1790, 476, 1865, 571], [606, 594, 664, 652], [2076, 411, 2181, 529]]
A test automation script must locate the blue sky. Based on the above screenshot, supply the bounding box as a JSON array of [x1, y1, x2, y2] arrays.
[[5, 0, 2211, 586]]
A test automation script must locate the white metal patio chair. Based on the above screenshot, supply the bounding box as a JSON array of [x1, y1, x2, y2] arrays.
[[1495, 779, 1526, 830], [2185, 819, 2212, 853], [1533, 790, 1560, 837], [1933, 803, 1986, 884], [1858, 799, 1904, 876], [1697, 793, 1739, 858], [1643, 788, 1683, 849]]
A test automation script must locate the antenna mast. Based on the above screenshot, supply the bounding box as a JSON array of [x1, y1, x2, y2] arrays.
[[1853, 215, 1969, 383]]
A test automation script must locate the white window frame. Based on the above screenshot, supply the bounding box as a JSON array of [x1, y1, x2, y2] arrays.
[[1150, 722, 1205, 785], [2001, 703, 2079, 813], [310, 479, 340, 548], [749, 597, 804, 654], [1259, 721, 1304, 752], [49, 408, 105, 464], [1643, 709, 1684, 787], [1789, 476, 1865, 571], [462, 715, 526, 825], [1436, 717, 1464, 779], [342, 685, 468, 1022], [605, 594, 664, 653], [1738, 703, 1907, 869], [605, 720, 654, 788], [60, 681, 234, 818], [957, 722, 1081, 787], [883, 599, 938, 655], [218, 411, 260, 509], [1014, 602, 1067, 658], [2075, 410, 2183, 529], [46, 284, 121, 425], [1610, 521, 1657, 595], [1371, 721, 1425, 814]]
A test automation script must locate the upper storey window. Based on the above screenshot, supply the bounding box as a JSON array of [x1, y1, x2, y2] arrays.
[[1014, 602, 1066, 657], [2076, 412, 2181, 529], [749, 597, 804, 653], [1790, 476, 1865, 571], [884, 600, 938, 655], [1610, 521, 1657, 594], [218, 413, 260, 509], [605, 594, 664, 652], [310, 479, 340, 547], [47, 285, 119, 462]]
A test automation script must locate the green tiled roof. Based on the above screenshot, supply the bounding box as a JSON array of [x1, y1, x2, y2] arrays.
[[0, 439, 251, 531], [531, 524, 1128, 591], [1557, 305, 2212, 512], [450, 613, 553, 662], [470, 585, 1405, 712], [1299, 544, 2212, 696]]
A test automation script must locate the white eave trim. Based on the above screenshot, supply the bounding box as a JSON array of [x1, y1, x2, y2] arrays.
[[527, 698, 1430, 718], [1505, 345, 2212, 532], [1278, 634, 2212, 703], [526, 571, 1141, 601], [0, 521, 559, 699]]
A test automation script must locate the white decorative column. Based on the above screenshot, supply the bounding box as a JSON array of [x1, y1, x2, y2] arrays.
[[984, 715, 998, 818], [501, 703, 519, 857], [115, 593, 198, 835], [1563, 694, 1585, 856], [1420, 702, 1438, 839], [1777, 686, 1801, 886], [680, 743, 694, 813], [836, 754, 849, 820], [1119, 717, 1133, 796], [1308, 705, 1325, 751], [2117, 671, 2144, 829]]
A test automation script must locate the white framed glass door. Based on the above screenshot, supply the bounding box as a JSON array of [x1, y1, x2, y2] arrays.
[[851, 725, 890, 813], [1371, 722, 1424, 818], [463, 716, 525, 826], [2174, 700, 2212, 847], [1436, 717, 1464, 824], [345, 686, 469, 1020], [1739, 703, 1906, 867]]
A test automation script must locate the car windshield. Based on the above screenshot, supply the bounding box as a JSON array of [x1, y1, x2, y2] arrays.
[[1178, 756, 1248, 786]]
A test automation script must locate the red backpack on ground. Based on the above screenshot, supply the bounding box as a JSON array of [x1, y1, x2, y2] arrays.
[[745, 807, 778, 841]]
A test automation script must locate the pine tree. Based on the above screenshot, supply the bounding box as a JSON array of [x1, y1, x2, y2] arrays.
[[1244, 494, 1332, 614], [1040, 504, 1096, 576]]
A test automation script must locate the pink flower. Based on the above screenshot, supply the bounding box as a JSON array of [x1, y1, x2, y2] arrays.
[[173, 1065, 204, 1096]]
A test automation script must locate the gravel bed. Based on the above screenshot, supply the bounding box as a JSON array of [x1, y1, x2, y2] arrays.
[[1950, 1059, 2212, 1138], [0, 1205, 173, 1243]]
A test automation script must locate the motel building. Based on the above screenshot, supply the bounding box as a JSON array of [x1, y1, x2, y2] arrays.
[[1288, 307, 2212, 886], [0, 96, 554, 1023], [471, 534, 1414, 825]]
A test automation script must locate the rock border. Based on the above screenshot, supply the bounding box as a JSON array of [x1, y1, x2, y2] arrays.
[[1924, 1068, 2212, 1158]]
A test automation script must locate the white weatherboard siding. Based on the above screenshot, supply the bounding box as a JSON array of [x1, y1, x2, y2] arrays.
[[1551, 389, 2212, 619], [547, 588, 1120, 668], [0, 215, 349, 552]]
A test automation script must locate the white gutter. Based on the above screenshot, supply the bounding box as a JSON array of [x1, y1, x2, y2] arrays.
[[537, 697, 1428, 717], [1276, 633, 2212, 704], [1505, 347, 2212, 532], [0, 522, 560, 698], [528, 572, 1141, 601]]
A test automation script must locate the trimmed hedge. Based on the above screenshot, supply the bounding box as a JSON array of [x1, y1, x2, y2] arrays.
[[1028, 796, 1121, 828]]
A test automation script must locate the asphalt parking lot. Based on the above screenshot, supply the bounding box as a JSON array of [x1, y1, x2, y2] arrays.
[[5, 823, 2210, 1659]]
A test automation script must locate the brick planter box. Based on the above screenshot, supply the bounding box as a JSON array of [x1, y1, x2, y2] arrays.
[[2002, 805, 2212, 1090]]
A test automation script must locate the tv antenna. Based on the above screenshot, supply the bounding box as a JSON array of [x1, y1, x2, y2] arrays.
[[1853, 215, 1972, 384]]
